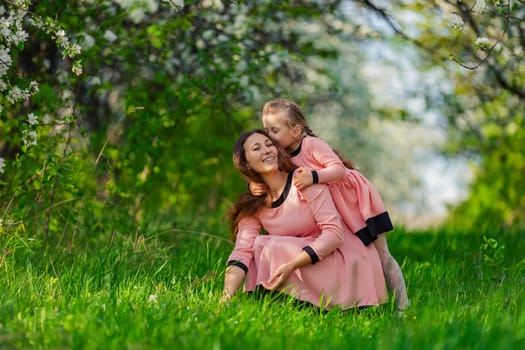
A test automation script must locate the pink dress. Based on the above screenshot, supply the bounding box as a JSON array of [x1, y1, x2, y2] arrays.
[[291, 136, 393, 245], [228, 171, 388, 310]]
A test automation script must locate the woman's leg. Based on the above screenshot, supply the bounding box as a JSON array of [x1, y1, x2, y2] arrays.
[[373, 235, 409, 310]]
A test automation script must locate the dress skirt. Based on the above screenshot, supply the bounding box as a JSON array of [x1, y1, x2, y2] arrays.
[[244, 231, 388, 310]]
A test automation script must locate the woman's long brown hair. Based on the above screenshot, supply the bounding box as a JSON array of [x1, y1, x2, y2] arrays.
[[228, 129, 296, 241]]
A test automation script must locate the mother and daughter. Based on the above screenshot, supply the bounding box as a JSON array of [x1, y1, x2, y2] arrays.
[[221, 98, 409, 311]]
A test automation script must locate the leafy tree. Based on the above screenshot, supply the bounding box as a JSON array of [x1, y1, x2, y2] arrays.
[[355, 0, 525, 230], [2, 0, 357, 240]]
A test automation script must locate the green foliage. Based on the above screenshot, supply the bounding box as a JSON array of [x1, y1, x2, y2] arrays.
[[1, 0, 349, 240]]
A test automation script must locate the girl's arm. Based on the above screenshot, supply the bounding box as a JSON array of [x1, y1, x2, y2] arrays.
[[293, 137, 346, 190], [308, 137, 347, 183]]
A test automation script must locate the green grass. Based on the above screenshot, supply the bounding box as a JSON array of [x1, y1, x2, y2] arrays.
[[1, 227, 524, 349]]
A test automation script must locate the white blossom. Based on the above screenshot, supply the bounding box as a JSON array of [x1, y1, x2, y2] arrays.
[[27, 112, 38, 125], [472, 0, 487, 14], [129, 8, 146, 23], [164, 0, 184, 9], [22, 130, 37, 147], [72, 60, 83, 75], [11, 28, 28, 46], [88, 76, 102, 86], [0, 157, 5, 174], [448, 13, 464, 29], [103, 29, 117, 43], [475, 37, 491, 51], [29, 80, 39, 93], [69, 43, 81, 56], [79, 33, 94, 50], [7, 86, 23, 103], [202, 29, 214, 41], [43, 114, 51, 124], [0, 47, 13, 77], [148, 294, 158, 303]]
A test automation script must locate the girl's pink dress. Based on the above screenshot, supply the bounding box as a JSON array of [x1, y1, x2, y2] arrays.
[[291, 136, 393, 245], [228, 171, 387, 310]]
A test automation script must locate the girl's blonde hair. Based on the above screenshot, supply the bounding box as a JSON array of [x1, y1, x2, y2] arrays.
[[262, 98, 355, 169]]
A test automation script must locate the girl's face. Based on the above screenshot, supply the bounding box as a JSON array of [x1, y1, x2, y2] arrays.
[[262, 112, 301, 152], [243, 132, 279, 175]]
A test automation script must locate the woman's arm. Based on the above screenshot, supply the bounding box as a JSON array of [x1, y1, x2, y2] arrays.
[[222, 217, 261, 301], [300, 184, 345, 260], [263, 184, 344, 291], [221, 265, 246, 302]]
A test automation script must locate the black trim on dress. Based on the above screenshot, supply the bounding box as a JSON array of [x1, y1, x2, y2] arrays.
[[271, 171, 294, 208], [302, 246, 320, 264], [355, 211, 394, 246], [289, 139, 303, 157], [227, 260, 248, 273], [311, 170, 319, 184]]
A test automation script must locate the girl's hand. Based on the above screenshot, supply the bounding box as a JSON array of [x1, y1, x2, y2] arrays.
[[248, 181, 266, 196], [261, 263, 295, 291], [293, 167, 314, 191]]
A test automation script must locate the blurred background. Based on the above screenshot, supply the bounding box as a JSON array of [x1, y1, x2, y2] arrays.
[[1, 0, 524, 240]]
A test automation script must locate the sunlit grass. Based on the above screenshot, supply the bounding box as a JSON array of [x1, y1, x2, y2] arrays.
[[1, 227, 524, 349]]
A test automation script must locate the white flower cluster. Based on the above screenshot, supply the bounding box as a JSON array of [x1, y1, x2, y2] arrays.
[[448, 13, 464, 29], [0, 157, 5, 174], [30, 16, 83, 76], [0, 1, 39, 110], [0, 2, 29, 46], [475, 37, 491, 51], [472, 0, 487, 14], [22, 129, 37, 147], [164, 0, 184, 10], [1, 0, 84, 173]]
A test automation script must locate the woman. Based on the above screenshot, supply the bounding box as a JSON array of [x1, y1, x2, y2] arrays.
[[222, 129, 387, 310]]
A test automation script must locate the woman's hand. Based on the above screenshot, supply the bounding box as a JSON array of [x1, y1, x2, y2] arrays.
[[261, 262, 296, 291], [220, 288, 235, 304], [293, 167, 314, 191], [262, 250, 312, 291]]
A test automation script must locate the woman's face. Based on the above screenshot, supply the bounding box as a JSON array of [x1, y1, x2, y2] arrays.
[[243, 132, 279, 175], [262, 113, 298, 151]]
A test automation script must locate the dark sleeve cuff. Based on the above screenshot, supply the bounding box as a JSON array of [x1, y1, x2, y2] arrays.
[[227, 260, 248, 273], [302, 246, 319, 264], [356, 212, 394, 246], [311, 170, 319, 184]]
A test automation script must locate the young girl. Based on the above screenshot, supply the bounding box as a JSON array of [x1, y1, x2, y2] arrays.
[[256, 98, 409, 310]]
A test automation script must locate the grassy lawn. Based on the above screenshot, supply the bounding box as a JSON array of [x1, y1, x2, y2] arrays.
[[1, 227, 524, 349]]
